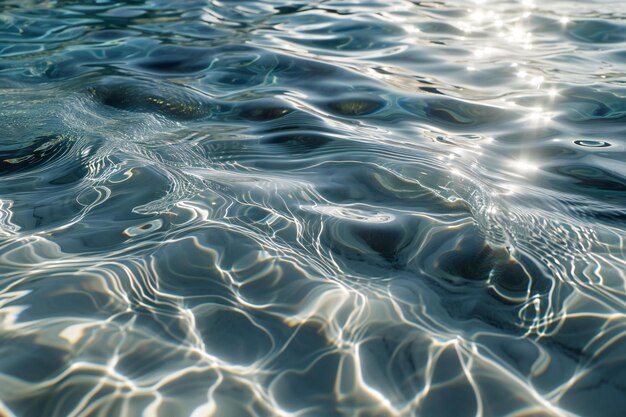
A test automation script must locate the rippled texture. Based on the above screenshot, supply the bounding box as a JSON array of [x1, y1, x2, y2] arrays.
[[1, 0, 625, 416]]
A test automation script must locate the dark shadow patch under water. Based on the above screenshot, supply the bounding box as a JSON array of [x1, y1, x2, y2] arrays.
[[132, 45, 214, 75], [0, 134, 100, 232], [550, 165, 626, 193], [261, 132, 336, 153], [0, 134, 74, 176], [235, 98, 294, 122], [322, 95, 388, 117], [88, 77, 218, 120]]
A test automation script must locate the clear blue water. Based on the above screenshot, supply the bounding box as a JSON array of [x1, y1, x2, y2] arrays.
[[1, 0, 625, 416]]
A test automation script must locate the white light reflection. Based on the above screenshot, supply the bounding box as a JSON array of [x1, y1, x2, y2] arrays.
[[530, 75, 544, 88], [457, 0, 573, 82], [527, 107, 553, 124], [511, 158, 539, 174]]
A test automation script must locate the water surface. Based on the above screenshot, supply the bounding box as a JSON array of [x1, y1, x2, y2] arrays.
[[1, 0, 625, 416]]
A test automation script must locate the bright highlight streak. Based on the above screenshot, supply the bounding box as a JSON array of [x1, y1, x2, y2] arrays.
[[511, 159, 539, 173]]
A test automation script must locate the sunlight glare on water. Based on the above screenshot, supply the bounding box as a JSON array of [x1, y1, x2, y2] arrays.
[[0, 0, 625, 416]]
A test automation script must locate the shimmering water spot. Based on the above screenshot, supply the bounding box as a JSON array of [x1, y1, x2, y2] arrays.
[[304, 205, 394, 223], [574, 139, 611, 148], [123, 219, 163, 236]]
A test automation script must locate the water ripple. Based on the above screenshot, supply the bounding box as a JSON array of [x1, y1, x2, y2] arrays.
[[1, 0, 626, 416]]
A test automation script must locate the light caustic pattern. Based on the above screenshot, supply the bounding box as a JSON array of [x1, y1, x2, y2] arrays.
[[0, 0, 625, 416]]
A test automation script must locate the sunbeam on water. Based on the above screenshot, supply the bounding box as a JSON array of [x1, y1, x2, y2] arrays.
[[0, 0, 625, 416]]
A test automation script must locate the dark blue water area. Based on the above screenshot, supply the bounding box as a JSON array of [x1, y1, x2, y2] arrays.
[[0, 0, 625, 416]]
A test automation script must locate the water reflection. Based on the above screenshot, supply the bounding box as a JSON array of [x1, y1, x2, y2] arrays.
[[0, 0, 625, 416]]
